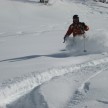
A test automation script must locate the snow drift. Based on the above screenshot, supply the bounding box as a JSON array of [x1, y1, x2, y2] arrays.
[[1, 56, 108, 108]]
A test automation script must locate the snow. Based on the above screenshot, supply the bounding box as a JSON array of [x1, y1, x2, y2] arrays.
[[0, 0, 108, 108], [67, 69, 108, 108]]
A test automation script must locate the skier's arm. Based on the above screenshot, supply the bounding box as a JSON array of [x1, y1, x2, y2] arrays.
[[65, 25, 73, 36], [84, 25, 89, 31], [82, 23, 89, 31], [63, 25, 73, 43]]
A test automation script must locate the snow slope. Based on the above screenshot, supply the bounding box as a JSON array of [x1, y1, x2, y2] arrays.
[[5, 57, 108, 108], [0, 0, 108, 108]]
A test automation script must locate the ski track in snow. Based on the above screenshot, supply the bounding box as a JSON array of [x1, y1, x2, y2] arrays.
[[0, 24, 66, 39], [0, 29, 63, 38], [1, 56, 108, 107], [85, 2, 108, 15], [66, 64, 108, 108]]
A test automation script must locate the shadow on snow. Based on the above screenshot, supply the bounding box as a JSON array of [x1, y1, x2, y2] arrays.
[[10, 0, 40, 4], [0, 50, 102, 63], [0, 52, 70, 62]]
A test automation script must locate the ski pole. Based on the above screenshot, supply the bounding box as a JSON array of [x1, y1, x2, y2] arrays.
[[83, 34, 87, 52]]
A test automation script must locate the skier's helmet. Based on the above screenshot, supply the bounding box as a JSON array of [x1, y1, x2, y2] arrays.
[[73, 15, 79, 19], [73, 15, 79, 23]]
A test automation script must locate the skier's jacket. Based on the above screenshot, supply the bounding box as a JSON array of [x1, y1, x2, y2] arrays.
[[65, 22, 89, 37]]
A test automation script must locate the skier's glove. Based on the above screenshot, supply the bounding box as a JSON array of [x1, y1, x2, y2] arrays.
[[63, 36, 68, 43]]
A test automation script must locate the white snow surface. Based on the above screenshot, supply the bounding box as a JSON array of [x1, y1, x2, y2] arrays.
[[0, 0, 108, 108]]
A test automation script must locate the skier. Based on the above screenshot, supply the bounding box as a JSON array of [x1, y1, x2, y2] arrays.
[[63, 15, 89, 43]]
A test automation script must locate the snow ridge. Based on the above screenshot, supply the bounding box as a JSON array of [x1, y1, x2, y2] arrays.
[[66, 61, 108, 108], [1, 56, 108, 107]]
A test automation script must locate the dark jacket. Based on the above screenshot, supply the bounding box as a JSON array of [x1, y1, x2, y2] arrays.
[[65, 22, 89, 37]]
